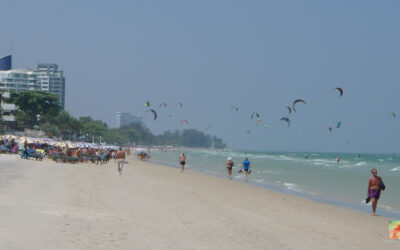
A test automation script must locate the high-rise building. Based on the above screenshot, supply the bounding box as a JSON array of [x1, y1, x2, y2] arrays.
[[0, 57, 66, 109], [116, 112, 142, 128], [0, 69, 41, 92], [36, 64, 66, 109], [0, 55, 12, 71]]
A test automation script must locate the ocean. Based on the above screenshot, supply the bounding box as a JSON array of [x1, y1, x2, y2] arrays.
[[148, 149, 400, 218]]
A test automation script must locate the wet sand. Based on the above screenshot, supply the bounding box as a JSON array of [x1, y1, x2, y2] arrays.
[[0, 154, 398, 249]]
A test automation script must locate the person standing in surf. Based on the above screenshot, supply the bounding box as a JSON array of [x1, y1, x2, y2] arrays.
[[367, 168, 385, 216], [239, 157, 251, 183], [180, 152, 186, 174], [226, 157, 234, 180]]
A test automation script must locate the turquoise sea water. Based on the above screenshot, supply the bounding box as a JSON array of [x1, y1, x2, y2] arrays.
[[149, 149, 400, 218]]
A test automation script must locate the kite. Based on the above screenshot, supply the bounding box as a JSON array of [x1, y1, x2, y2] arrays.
[[334, 87, 344, 97], [280, 117, 291, 127], [336, 121, 342, 129], [159, 102, 167, 108], [231, 106, 239, 112], [255, 119, 263, 126], [145, 109, 158, 120], [251, 112, 260, 119], [180, 120, 189, 124], [292, 99, 306, 113], [390, 112, 396, 118], [144, 101, 151, 107], [328, 126, 333, 134], [284, 106, 292, 114]]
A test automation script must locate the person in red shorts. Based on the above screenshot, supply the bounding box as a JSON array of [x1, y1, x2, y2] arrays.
[[367, 168, 385, 216]]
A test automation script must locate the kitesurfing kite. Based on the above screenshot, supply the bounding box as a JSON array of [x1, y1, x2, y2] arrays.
[[390, 112, 396, 118], [231, 106, 239, 112], [336, 121, 342, 129], [180, 120, 189, 124], [159, 102, 167, 108], [145, 109, 158, 120], [280, 117, 291, 127], [334, 87, 344, 97], [292, 99, 306, 113], [251, 112, 260, 119], [255, 119, 263, 126], [284, 106, 292, 114], [328, 126, 333, 134], [144, 101, 151, 107]]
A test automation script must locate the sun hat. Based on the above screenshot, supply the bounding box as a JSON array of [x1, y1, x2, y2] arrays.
[[227, 157, 232, 161]]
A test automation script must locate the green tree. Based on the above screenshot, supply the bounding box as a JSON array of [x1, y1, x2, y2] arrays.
[[11, 91, 61, 128]]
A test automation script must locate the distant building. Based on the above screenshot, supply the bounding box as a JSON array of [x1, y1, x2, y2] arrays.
[[36, 64, 66, 109], [0, 55, 12, 71], [1, 91, 17, 122], [116, 112, 142, 128], [0, 69, 41, 92], [0, 58, 66, 109]]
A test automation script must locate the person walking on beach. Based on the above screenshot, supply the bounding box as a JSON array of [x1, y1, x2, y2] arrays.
[[239, 157, 251, 183], [367, 168, 385, 216], [180, 152, 186, 174], [116, 147, 126, 175], [226, 157, 234, 180]]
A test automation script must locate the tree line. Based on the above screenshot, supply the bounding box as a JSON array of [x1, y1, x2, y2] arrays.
[[1, 91, 226, 148]]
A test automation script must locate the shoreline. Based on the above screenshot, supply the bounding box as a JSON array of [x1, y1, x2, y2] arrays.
[[147, 156, 400, 219], [0, 155, 398, 249]]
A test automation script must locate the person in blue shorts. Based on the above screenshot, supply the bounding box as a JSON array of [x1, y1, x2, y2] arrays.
[[239, 157, 251, 183]]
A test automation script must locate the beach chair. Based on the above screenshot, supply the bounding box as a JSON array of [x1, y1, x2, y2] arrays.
[[81, 154, 100, 163], [20, 149, 29, 159], [53, 155, 78, 164], [27, 151, 43, 160]]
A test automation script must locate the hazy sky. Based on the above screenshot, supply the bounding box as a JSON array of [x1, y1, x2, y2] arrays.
[[1, 0, 399, 153]]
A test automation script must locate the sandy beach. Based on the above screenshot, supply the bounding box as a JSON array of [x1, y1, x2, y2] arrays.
[[0, 154, 398, 250]]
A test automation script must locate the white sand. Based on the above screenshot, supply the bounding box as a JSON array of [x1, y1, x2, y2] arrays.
[[0, 154, 398, 250]]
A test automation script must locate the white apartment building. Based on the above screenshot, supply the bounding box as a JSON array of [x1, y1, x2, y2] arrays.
[[0, 62, 66, 109], [0, 69, 41, 92], [1, 91, 17, 122], [116, 112, 142, 128], [36, 64, 66, 109]]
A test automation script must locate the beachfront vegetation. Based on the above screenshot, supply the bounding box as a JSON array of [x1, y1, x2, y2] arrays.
[[3, 91, 226, 148]]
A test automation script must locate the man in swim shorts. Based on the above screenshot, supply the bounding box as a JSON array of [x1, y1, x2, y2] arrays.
[[116, 147, 126, 175], [180, 152, 186, 174], [239, 157, 251, 183], [367, 168, 385, 216]]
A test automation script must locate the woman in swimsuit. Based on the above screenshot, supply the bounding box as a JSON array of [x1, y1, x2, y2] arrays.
[[180, 152, 186, 174], [226, 157, 234, 180], [367, 168, 384, 216]]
